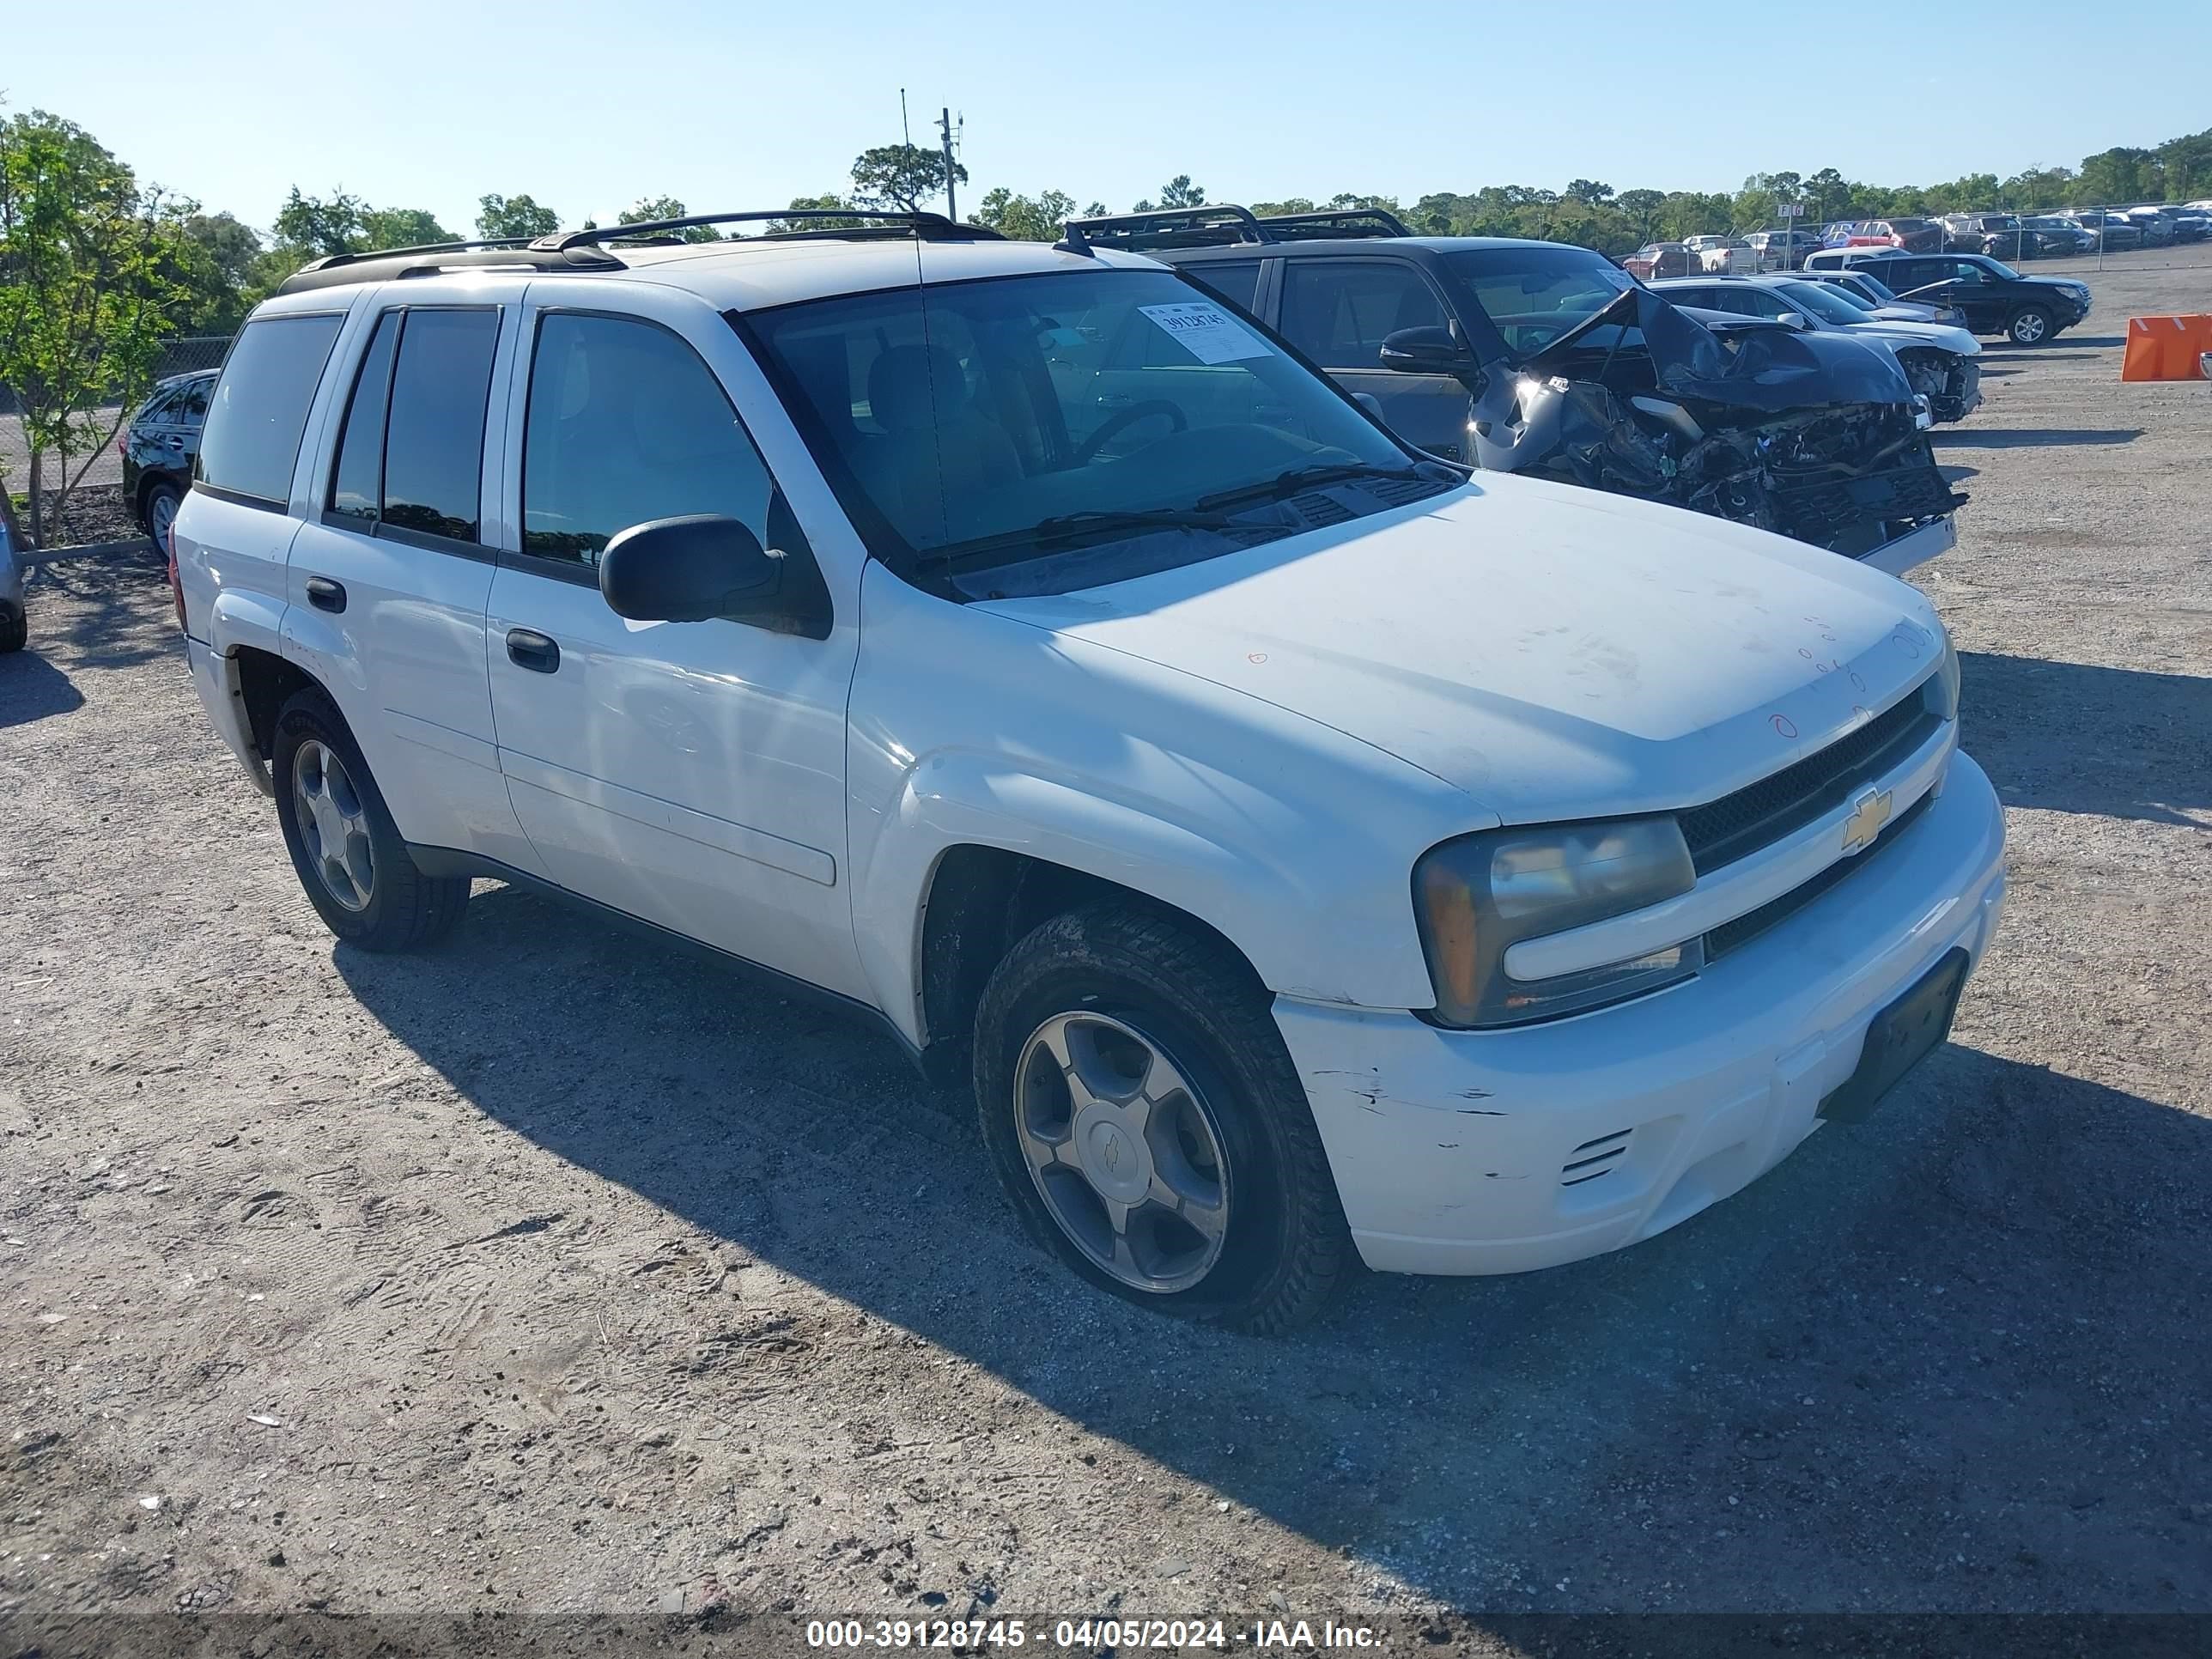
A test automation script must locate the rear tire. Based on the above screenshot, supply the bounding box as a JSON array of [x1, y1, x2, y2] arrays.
[[2005, 305, 2054, 345], [142, 478, 184, 548], [973, 900, 1357, 1334], [0, 606, 23, 653], [271, 686, 469, 951]]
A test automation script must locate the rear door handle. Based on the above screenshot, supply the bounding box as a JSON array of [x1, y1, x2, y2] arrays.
[[163, 434, 186, 451], [305, 577, 346, 613], [506, 628, 560, 674]]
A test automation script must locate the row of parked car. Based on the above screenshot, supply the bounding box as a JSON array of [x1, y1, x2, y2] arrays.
[[1627, 202, 2209, 281]]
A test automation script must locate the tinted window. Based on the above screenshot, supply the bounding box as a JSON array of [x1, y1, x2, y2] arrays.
[[173, 378, 212, 424], [522, 313, 774, 566], [1181, 260, 1262, 313], [382, 309, 500, 543], [327, 311, 400, 523], [136, 386, 181, 424], [197, 313, 344, 503], [1279, 261, 1447, 369]]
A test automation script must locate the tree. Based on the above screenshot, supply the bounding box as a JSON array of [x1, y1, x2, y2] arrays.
[[850, 144, 967, 216], [477, 192, 560, 241], [1615, 188, 1664, 240], [177, 210, 264, 331], [772, 194, 870, 233], [615, 195, 722, 241], [0, 109, 189, 544], [361, 205, 456, 250], [1133, 175, 1206, 213], [1565, 178, 1613, 206], [273, 186, 368, 257], [971, 187, 1077, 242]]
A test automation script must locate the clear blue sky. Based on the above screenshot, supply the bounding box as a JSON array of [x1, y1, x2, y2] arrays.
[[13, 0, 2209, 234]]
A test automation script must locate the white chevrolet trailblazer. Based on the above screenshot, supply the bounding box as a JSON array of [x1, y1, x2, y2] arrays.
[[173, 210, 2007, 1331]]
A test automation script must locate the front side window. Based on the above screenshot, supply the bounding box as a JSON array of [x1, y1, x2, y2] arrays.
[[1278, 261, 1448, 370], [1443, 246, 1634, 357], [197, 313, 345, 505], [521, 313, 775, 565], [327, 311, 401, 523], [747, 268, 1448, 598]]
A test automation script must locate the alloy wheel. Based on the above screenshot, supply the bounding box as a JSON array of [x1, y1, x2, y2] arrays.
[[1013, 1011, 1231, 1294], [149, 490, 179, 549], [291, 738, 374, 912]]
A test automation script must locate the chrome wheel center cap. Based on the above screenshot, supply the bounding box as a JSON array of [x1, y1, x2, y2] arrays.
[[1075, 1105, 1152, 1204]]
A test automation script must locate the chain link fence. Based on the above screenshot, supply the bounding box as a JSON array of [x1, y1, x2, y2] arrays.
[[1, 333, 235, 526]]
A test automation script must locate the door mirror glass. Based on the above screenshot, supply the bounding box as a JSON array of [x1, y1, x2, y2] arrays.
[[599, 514, 779, 623], [1774, 312, 1812, 331], [1378, 325, 1474, 374]]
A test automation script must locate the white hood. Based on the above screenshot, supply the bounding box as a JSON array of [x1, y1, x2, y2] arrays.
[[980, 477, 1946, 828], [1839, 319, 1982, 357]]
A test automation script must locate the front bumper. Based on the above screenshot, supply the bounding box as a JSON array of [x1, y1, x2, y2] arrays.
[[1276, 750, 2006, 1276]]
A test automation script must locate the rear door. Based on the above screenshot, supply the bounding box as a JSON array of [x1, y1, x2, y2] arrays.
[[1275, 257, 1471, 461], [483, 281, 867, 1000], [282, 287, 544, 873]]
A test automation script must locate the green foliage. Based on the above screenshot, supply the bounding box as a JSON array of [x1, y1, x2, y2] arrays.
[[1132, 175, 1206, 213], [773, 195, 871, 234], [273, 185, 367, 257], [0, 107, 190, 542], [476, 192, 561, 241], [617, 196, 722, 240], [971, 187, 1077, 242], [177, 211, 264, 332], [850, 145, 968, 216]]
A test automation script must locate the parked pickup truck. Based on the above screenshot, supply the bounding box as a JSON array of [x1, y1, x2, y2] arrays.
[[174, 211, 2007, 1331]]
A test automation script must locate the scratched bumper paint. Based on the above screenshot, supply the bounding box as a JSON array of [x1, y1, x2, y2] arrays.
[[1273, 753, 2006, 1276]]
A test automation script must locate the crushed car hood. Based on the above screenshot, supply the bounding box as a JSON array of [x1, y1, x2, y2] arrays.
[[977, 480, 1944, 826]]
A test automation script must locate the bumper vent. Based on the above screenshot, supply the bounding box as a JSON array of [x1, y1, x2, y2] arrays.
[[1561, 1129, 1632, 1187], [1680, 686, 1941, 874]]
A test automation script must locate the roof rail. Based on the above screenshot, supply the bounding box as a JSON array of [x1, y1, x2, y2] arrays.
[[1254, 208, 1412, 240], [274, 242, 629, 295], [534, 209, 1005, 252], [1059, 205, 1267, 256], [294, 235, 536, 274]]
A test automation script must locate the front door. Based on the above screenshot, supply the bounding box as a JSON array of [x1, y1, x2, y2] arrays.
[[1274, 258, 1474, 462], [483, 282, 867, 1001]]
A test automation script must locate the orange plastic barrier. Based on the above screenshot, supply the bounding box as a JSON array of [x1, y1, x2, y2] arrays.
[[2121, 313, 2212, 381]]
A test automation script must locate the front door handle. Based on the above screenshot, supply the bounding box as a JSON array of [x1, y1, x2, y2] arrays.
[[506, 628, 560, 674], [305, 577, 346, 613]]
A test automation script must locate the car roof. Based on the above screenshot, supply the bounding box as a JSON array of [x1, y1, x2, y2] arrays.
[[1156, 234, 1594, 263], [260, 234, 1170, 317]]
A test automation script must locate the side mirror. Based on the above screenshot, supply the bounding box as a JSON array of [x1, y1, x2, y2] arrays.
[[1352, 391, 1385, 421], [1775, 312, 1813, 331], [1378, 325, 1474, 374], [599, 514, 779, 623]]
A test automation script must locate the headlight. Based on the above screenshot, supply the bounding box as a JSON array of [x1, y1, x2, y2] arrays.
[[1933, 629, 1961, 722], [1413, 817, 1700, 1028]]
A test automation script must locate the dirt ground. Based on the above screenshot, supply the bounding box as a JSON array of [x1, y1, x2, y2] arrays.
[[3, 251, 2209, 1650]]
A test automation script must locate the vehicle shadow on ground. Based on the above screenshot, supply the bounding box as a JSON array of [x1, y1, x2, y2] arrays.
[[336, 900, 2212, 1611], [1962, 651, 2210, 826], [1930, 428, 2144, 448], [1999, 334, 2125, 349], [0, 649, 86, 727]]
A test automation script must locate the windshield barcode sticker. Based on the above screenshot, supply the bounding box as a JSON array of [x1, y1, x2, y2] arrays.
[[1139, 302, 1271, 365]]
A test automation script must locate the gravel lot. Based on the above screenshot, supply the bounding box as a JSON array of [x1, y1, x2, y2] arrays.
[[3, 251, 2209, 1649]]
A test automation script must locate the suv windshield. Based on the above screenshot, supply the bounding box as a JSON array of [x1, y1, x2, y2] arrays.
[[747, 268, 1454, 598], [1777, 280, 1880, 326], [1442, 246, 1635, 356]]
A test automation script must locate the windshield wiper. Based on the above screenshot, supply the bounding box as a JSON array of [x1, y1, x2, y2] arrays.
[[929, 507, 1243, 570], [1194, 461, 1436, 513]]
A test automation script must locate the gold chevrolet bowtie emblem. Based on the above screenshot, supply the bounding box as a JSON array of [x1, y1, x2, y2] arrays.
[[1841, 785, 1893, 854]]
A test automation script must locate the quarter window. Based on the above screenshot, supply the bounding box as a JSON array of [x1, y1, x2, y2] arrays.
[[521, 313, 775, 565], [1279, 262, 1448, 370], [1181, 260, 1262, 313], [196, 313, 345, 505]]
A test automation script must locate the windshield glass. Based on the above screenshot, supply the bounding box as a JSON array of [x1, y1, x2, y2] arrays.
[[1979, 257, 2023, 280], [1443, 246, 1635, 356], [746, 268, 1454, 597], [1851, 275, 1901, 302], [1777, 281, 1873, 325]]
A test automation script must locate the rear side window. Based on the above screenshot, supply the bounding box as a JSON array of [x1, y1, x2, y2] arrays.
[[520, 313, 774, 565], [1182, 260, 1262, 313], [326, 312, 401, 523], [197, 313, 344, 504], [381, 309, 501, 544]]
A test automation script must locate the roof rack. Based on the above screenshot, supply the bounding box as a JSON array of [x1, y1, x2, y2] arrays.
[[534, 209, 1005, 252], [293, 235, 535, 274], [276, 242, 627, 295], [1059, 204, 1412, 255]]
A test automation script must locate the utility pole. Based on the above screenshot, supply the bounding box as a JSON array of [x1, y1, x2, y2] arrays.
[[900, 89, 910, 147], [939, 106, 958, 222]]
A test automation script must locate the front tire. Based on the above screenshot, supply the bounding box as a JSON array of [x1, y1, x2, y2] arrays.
[[973, 901, 1356, 1334], [0, 605, 24, 653], [271, 687, 469, 951], [2006, 305, 2054, 345]]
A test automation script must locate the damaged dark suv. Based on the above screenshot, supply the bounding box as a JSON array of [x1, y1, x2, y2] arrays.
[[1071, 206, 1964, 574]]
